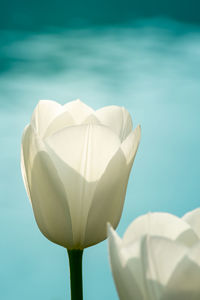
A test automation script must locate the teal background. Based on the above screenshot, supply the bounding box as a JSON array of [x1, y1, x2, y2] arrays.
[[1, 2, 200, 300]]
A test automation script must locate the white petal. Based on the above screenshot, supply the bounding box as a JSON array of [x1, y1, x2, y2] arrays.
[[44, 145, 98, 248], [121, 238, 147, 299], [182, 208, 200, 239], [188, 242, 200, 266], [82, 114, 101, 125], [83, 149, 130, 247], [108, 224, 123, 254], [21, 125, 41, 200], [31, 100, 62, 137], [95, 106, 133, 141], [162, 243, 200, 300], [137, 236, 166, 300], [108, 225, 143, 300], [45, 124, 121, 248], [63, 99, 94, 124], [142, 236, 187, 288], [121, 125, 141, 165], [83, 127, 141, 247], [28, 139, 73, 248], [45, 124, 120, 182], [43, 110, 75, 138], [21, 125, 73, 248], [108, 225, 125, 266], [123, 212, 199, 248]]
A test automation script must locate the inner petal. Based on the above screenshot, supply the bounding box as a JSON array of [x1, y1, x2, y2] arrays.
[[43, 110, 75, 138], [63, 99, 94, 124], [31, 100, 62, 138], [95, 105, 133, 141], [123, 212, 199, 248], [45, 124, 121, 182]]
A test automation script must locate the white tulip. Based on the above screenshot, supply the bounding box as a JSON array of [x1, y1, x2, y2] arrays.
[[21, 99, 141, 249], [108, 208, 200, 300]]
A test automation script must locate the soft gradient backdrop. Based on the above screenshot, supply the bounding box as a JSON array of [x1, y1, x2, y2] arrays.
[[1, 2, 200, 299]]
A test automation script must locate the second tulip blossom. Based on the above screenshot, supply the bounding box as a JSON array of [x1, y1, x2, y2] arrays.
[[21, 99, 141, 249], [108, 208, 200, 300]]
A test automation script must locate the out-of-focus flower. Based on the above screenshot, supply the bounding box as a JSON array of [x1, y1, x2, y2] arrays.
[[21, 99, 141, 249], [108, 208, 200, 300]]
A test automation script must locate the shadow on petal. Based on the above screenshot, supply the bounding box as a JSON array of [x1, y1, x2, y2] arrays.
[[30, 151, 73, 249], [84, 148, 132, 248], [162, 256, 200, 300]]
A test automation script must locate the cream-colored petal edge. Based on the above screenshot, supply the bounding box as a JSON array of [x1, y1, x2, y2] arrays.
[[120, 125, 141, 165], [63, 99, 94, 124], [83, 148, 129, 247], [22, 125, 73, 248], [108, 225, 144, 300], [95, 105, 133, 142], [31, 100, 62, 137], [123, 212, 199, 248], [182, 208, 200, 239]]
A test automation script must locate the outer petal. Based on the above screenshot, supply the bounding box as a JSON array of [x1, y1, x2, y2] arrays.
[[162, 242, 200, 300], [137, 236, 200, 300], [63, 99, 94, 124], [45, 124, 121, 248], [83, 126, 141, 247], [121, 238, 148, 299], [182, 208, 200, 239], [188, 242, 200, 266], [22, 127, 73, 248], [108, 225, 143, 300], [121, 125, 141, 165], [31, 100, 62, 137], [83, 149, 129, 247], [21, 124, 40, 199], [142, 236, 187, 299], [117, 236, 188, 300], [95, 106, 133, 142], [42, 145, 98, 249], [123, 213, 199, 248]]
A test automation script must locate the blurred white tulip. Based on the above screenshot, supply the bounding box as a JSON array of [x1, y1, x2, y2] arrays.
[[108, 208, 200, 300], [21, 99, 141, 249]]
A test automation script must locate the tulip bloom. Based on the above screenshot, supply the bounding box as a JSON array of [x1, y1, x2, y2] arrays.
[[21, 99, 141, 250], [108, 208, 200, 300]]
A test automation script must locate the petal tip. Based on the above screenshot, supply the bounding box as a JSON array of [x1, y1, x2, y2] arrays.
[[37, 99, 58, 105], [107, 222, 113, 237], [135, 124, 141, 135], [107, 225, 121, 244]]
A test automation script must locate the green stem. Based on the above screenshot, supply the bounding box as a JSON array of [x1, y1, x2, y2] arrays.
[[67, 249, 83, 300]]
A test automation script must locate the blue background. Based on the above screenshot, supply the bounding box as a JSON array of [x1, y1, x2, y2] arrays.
[[1, 2, 200, 299]]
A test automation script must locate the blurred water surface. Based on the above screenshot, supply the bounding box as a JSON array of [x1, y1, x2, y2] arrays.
[[0, 18, 200, 299]]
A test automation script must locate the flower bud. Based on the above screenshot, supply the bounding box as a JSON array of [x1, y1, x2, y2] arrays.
[[21, 99, 141, 249], [108, 208, 200, 300]]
